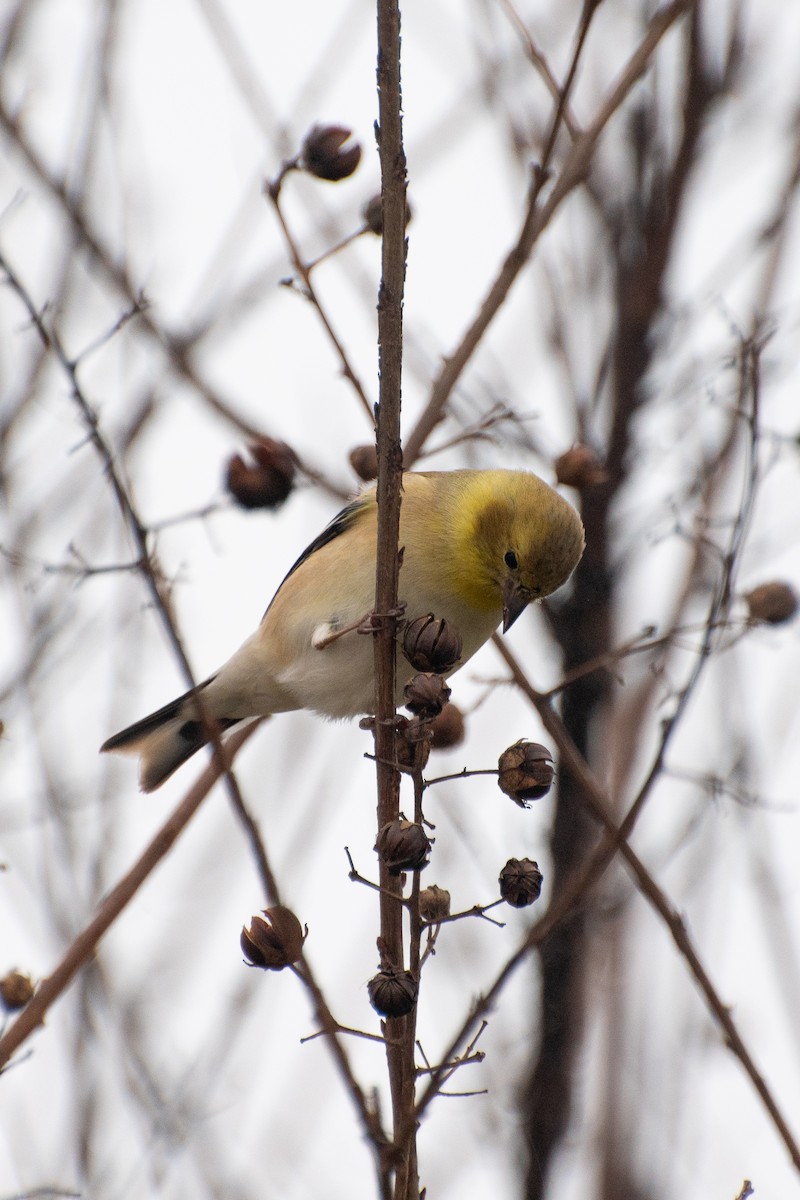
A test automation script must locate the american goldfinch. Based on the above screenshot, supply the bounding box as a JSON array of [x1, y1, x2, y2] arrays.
[[102, 469, 584, 791]]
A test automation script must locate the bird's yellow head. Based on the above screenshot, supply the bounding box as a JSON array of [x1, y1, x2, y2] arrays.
[[452, 470, 585, 630]]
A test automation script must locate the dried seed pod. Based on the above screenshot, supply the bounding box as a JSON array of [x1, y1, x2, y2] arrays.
[[395, 717, 431, 771], [240, 906, 306, 970], [419, 884, 451, 923], [226, 437, 296, 510], [403, 672, 451, 718], [361, 192, 412, 235], [499, 858, 543, 908], [744, 582, 798, 625], [376, 818, 431, 874], [498, 740, 554, 806], [403, 614, 463, 675], [349, 443, 378, 482], [0, 969, 34, 1011], [429, 703, 466, 751], [554, 444, 609, 489], [301, 124, 362, 181], [368, 967, 418, 1017], [394, 735, 431, 772]]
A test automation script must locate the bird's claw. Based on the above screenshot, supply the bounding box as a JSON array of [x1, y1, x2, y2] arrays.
[[356, 602, 407, 636]]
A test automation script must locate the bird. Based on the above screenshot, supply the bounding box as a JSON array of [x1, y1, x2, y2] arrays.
[[101, 469, 585, 791]]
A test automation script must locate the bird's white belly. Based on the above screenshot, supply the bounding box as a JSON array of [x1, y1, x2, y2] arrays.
[[277, 626, 378, 716], [277, 603, 501, 718]]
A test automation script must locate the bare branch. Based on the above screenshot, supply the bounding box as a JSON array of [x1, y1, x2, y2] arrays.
[[0, 723, 260, 1071], [404, 0, 694, 463]]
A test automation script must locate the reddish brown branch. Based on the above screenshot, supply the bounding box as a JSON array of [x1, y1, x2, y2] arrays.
[[0, 724, 260, 1071]]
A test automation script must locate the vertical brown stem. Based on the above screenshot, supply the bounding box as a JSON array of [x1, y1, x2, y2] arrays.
[[373, 0, 413, 1195]]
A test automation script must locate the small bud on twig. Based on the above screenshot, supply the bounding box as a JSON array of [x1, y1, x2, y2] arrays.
[[403, 614, 463, 675], [0, 969, 35, 1010], [240, 906, 306, 970], [349, 443, 378, 482], [419, 884, 451, 922], [226, 437, 296, 510], [429, 703, 466, 751], [499, 858, 543, 908], [376, 818, 431, 875], [498, 740, 554, 805], [301, 124, 362, 181], [403, 672, 451, 718], [368, 967, 418, 1017], [744, 582, 798, 625], [361, 192, 412, 235], [554, 445, 609, 489]]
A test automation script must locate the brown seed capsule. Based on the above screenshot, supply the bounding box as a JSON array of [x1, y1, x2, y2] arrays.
[[376, 818, 431, 875], [367, 968, 418, 1018], [395, 717, 431, 771], [361, 192, 413, 235], [744, 582, 799, 625], [349, 443, 378, 482], [419, 884, 451, 923], [301, 124, 362, 181], [403, 672, 451, 718], [499, 858, 543, 908], [226, 437, 296, 510], [554, 445, 609, 489], [429, 703, 466, 751], [403, 614, 463, 675], [498, 740, 554, 806], [0, 969, 34, 1011], [240, 906, 306, 970]]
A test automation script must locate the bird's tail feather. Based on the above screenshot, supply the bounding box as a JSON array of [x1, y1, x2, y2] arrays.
[[101, 679, 237, 792]]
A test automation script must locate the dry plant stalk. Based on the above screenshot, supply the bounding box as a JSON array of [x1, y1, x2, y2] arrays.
[[372, 2, 415, 1194]]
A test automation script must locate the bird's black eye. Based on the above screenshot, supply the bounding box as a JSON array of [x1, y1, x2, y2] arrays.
[[504, 550, 518, 570]]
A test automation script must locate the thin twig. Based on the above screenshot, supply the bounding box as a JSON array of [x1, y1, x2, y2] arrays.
[[404, 0, 693, 464], [0, 251, 190, 679], [0, 250, 255, 806], [0, 97, 345, 499], [265, 177, 375, 423], [0, 724, 259, 1070], [498, 0, 582, 137]]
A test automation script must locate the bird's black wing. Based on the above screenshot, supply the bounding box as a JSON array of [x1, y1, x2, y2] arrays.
[[261, 491, 372, 619]]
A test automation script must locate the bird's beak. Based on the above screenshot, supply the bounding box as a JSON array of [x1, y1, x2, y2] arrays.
[[502, 578, 530, 633]]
